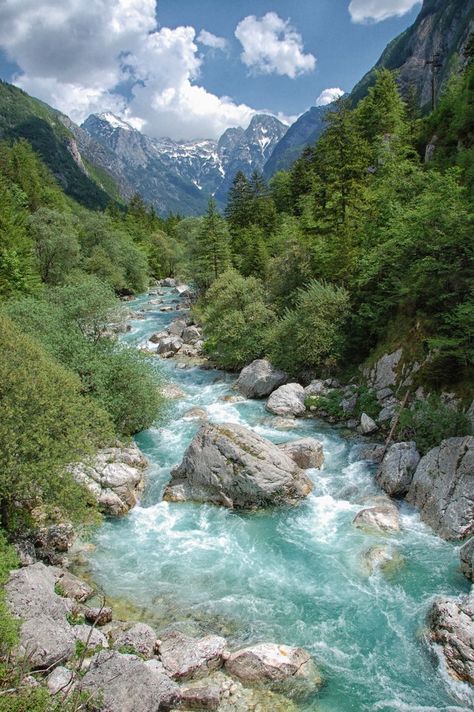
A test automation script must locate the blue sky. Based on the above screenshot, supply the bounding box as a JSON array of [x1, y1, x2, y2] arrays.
[[0, 0, 422, 140]]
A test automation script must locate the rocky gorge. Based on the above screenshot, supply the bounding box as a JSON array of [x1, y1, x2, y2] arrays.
[[5, 284, 473, 711]]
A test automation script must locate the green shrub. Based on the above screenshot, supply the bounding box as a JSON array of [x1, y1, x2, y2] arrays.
[[397, 395, 472, 454]]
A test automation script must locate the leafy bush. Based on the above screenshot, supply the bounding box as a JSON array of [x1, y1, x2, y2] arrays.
[[201, 268, 275, 370], [397, 395, 472, 454], [270, 280, 351, 376]]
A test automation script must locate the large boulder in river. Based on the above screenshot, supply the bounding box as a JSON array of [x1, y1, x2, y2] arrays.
[[156, 335, 183, 355], [266, 384, 306, 417], [376, 442, 420, 497], [79, 651, 179, 712], [279, 438, 324, 470], [69, 443, 148, 516], [235, 359, 287, 398], [225, 643, 321, 697], [163, 423, 313, 509], [406, 436, 474, 540], [460, 538, 474, 581], [353, 502, 400, 534], [427, 590, 474, 685]]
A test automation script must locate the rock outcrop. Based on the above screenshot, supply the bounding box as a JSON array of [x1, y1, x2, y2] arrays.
[[279, 438, 324, 470], [364, 349, 403, 391], [163, 423, 313, 508], [460, 538, 474, 582], [266, 384, 306, 417], [225, 643, 321, 697], [69, 443, 148, 516], [79, 651, 180, 712], [376, 442, 420, 497], [235, 359, 287, 398], [407, 436, 474, 540], [427, 590, 474, 685]]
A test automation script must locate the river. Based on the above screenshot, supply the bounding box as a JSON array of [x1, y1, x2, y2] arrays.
[[86, 288, 473, 712]]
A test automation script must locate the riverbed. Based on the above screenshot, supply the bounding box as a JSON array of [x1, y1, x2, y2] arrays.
[[86, 289, 473, 712]]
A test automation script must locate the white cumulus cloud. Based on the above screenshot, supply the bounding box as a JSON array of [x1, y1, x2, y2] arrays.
[[316, 87, 345, 106], [235, 12, 316, 78], [197, 29, 228, 51], [349, 0, 421, 24], [0, 0, 259, 140]]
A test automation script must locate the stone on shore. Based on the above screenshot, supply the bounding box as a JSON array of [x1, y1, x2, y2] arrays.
[[84, 606, 113, 626], [225, 643, 321, 697], [279, 438, 324, 470], [112, 622, 157, 658], [235, 359, 287, 399], [156, 335, 183, 355], [376, 442, 420, 497], [69, 443, 147, 516], [79, 650, 179, 712], [163, 423, 313, 509], [407, 436, 474, 540], [360, 413, 378, 435], [266, 384, 306, 417], [353, 502, 400, 534], [56, 569, 94, 602], [159, 630, 227, 681], [427, 590, 474, 685]]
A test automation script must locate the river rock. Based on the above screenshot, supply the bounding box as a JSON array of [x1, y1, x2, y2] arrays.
[[20, 616, 76, 669], [163, 423, 313, 509], [304, 379, 332, 398], [169, 319, 187, 337], [353, 502, 400, 534], [47, 666, 75, 695], [113, 622, 157, 658], [149, 330, 169, 344], [362, 545, 404, 575], [161, 278, 176, 287], [178, 684, 222, 710], [266, 384, 306, 417], [360, 413, 378, 435], [460, 538, 474, 581], [427, 590, 474, 685], [406, 436, 474, 540], [34, 523, 75, 565], [279, 438, 324, 469], [13, 537, 36, 567], [84, 606, 113, 626], [235, 359, 287, 399], [225, 643, 320, 697], [351, 444, 386, 464], [79, 650, 179, 712], [56, 569, 94, 602], [182, 325, 202, 345], [159, 630, 227, 680], [157, 335, 183, 354], [376, 442, 420, 497], [69, 443, 147, 516], [183, 407, 208, 421]]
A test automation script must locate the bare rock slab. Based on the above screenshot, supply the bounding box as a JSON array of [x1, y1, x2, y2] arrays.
[[427, 591, 474, 685], [163, 423, 313, 509], [79, 650, 179, 712], [159, 630, 227, 681], [407, 436, 474, 540], [225, 643, 321, 698], [279, 438, 324, 470], [266, 383, 306, 417], [376, 442, 420, 497], [235, 359, 287, 399], [460, 538, 474, 582]]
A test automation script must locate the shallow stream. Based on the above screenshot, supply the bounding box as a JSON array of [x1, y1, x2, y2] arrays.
[[86, 289, 473, 712]]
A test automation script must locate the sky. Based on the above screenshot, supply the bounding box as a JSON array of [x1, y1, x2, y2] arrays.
[[0, 0, 423, 141]]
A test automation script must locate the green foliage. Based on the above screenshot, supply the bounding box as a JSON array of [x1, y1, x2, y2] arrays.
[[354, 386, 380, 420], [305, 390, 345, 419], [29, 208, 80, 284], [194, 199, 231, 289], [0, 314, 113, 531], [270, 280, 351, 376], [397, 395, 472, 454], [201, 269, 275, 370], [0, 534, 19, 656]]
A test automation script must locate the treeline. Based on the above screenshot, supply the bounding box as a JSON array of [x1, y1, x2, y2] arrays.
[[169, 59, 473, 398]]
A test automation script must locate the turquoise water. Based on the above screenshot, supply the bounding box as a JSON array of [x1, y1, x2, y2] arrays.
[[87, 290, 473, 711]]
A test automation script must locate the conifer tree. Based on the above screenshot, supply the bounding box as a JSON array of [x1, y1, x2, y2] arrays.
[[196, 198, 231, 288]]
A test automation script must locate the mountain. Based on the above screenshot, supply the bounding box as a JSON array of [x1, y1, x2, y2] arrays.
[[263, 104, 332, 178], [351, 0, 474, 108], [0, 80, 119, 209], [82, 112, 288, 214]]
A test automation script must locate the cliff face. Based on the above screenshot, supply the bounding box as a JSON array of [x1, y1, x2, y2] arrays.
[[351, 0, 474, 107]]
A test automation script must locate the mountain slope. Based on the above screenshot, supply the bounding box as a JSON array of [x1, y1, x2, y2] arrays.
[[351, 0, 474, 108], [263, 104, 331, 178], [83, 112, 288, 214], [0, 80, 119, 209]]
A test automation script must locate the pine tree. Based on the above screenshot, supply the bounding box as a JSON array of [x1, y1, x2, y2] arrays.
[[225, 171, 254, 230], [196, 198, 231, 288]]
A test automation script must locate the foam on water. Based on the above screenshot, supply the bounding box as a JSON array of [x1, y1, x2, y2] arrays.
[[85, 290, 473, 712]]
